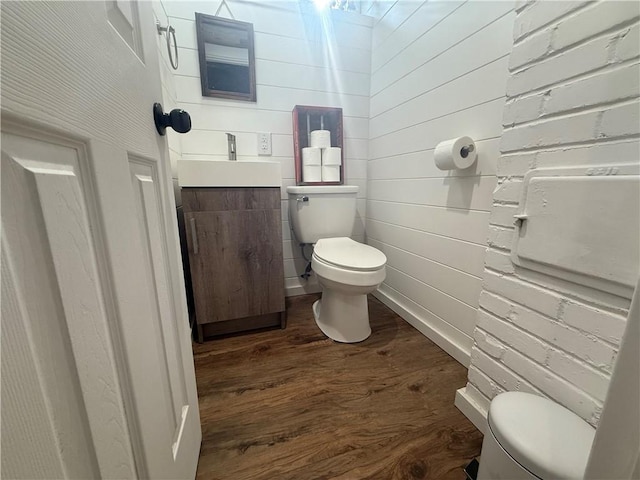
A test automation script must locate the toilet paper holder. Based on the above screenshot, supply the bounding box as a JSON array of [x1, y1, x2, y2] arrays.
[[460, 144, 475, 158]]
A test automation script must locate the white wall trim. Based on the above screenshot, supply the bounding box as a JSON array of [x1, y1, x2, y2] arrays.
[[372, 287, 471, 367], [455, 387, 488, 434]]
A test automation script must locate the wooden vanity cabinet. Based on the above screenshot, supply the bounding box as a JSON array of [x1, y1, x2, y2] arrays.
[[182, 187, 286, 342]]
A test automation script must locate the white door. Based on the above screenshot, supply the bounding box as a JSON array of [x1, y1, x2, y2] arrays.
[[1, 1, 201, 479]]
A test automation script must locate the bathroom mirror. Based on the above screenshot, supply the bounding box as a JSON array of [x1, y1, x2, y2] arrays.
[[195, 13, 256, 102]]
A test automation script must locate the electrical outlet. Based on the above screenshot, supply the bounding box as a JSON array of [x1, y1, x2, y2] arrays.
[[257, 132, 272, 156]]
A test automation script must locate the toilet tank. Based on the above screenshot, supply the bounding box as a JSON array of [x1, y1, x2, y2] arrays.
[[286, 185, 358, 244]]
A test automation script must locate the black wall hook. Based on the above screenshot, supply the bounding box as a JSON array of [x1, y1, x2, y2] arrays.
[[153, 103, 191, 135]]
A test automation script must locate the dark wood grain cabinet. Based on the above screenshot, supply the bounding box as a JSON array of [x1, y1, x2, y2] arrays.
[[182, 187, 286, 342]]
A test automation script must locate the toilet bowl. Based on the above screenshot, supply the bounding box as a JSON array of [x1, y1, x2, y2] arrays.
[[285, 185, 387, 343], [478, 392, 596, 479], [311, 237, 386, 342]]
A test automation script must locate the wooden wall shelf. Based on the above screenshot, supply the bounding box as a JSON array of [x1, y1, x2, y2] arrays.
[[292, 105, 344, 185]]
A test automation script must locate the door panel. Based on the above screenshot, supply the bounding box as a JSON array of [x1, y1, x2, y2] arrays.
[[106, 0, 144, 58], [1, 133, 137, 479], [129, 159, 191, 440], [1, 1, 201, 478]]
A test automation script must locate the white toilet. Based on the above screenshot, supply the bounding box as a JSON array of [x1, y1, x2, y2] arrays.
[[478, 392, 596, 479], [286, 185, 386, 343]]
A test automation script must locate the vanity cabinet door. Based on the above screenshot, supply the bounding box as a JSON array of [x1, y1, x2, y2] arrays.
[[182, 188, 285, 336]]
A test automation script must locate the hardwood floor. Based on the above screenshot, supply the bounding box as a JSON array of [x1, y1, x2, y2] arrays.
[[192, 294, 483, 479]]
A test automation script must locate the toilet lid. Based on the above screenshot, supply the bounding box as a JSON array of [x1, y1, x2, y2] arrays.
[[313, 237, 386, 271], [488, 392, 596, 479]]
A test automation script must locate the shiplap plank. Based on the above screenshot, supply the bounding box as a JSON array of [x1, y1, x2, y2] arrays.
[[257, 32, 372, 74], [372, 0, 462, 72], [382, 267, 479, 337], [369, 56, 509, 138], [181, 133, 295, 158], [181, 131, 258, 157], [284, 258, 308, 279], [368, 239, 483, 306], [282, 220, 292, 241], [175, 76, 370, 117], [346, 159, 368, 179], [283, 240, 302, 260], [375, 283, 474, 360], [368, 138, 500, 180], [370, 12, 514, 117], [185, 104, 291, 134], [369, 98, 505, 158], [372, 1, 424, 49], [343, 117, 370, 140], [346, 139, 369, 159], [372, 1, 513, 93], [254, 59, 371, 97], [366, 219, 487, 276], [282, 198, 366, 222], [184, 103, 368, 139], [367, 176, 497, 211]]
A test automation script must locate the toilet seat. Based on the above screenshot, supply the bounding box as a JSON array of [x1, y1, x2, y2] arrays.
[[312, 253, 386, 288], [312, 238, 386, 288], [313, 237, 387, 271], [488, 392, 596, 479]]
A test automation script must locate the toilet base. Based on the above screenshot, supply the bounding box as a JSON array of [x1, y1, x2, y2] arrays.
[[478, 426, 539, 480], [312, 291, 371, 343]]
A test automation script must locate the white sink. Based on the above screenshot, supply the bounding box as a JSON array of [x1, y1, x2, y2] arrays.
[[178, 160, 281, 187]]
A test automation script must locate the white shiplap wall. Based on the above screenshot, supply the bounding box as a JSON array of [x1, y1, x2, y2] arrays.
[[160, 0, 373, 295], [367, 1, 515, 365]]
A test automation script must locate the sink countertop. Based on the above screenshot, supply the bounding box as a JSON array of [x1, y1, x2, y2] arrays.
[[178, 160, 281, 187]]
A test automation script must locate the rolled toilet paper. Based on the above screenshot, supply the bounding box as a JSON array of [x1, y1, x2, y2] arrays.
[[303, 164, 322, 182], [302, 147, 321, 165], [310, 130, 331, 149], [322, 147, 342, 165], [434, 136, 477, 170], [322, 165, 341, 182]]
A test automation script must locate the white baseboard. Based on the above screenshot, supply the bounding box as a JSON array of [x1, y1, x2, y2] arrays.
[[285, 277, 321, 297], [372, 287, 471, 367], [455, 386, 489, 434]]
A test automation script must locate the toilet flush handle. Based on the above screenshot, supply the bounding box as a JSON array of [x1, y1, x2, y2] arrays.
[[297, 196, 309, 203]]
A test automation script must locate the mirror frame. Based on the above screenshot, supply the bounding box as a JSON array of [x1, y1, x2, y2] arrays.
[[195, 13, 257, 102]]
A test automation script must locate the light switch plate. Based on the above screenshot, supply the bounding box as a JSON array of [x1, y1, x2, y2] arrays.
[[258, 132, 272, 156]]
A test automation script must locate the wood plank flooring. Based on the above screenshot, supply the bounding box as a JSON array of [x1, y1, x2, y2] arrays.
[[192, 294, 482, 480]]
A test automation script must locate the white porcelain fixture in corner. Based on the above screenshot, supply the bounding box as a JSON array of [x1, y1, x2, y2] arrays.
[[178, 160, 281, 187]]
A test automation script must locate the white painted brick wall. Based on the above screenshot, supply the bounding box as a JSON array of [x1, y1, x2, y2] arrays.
[[489, 204, 519, 228], [510, 1, 640, 70], [492, 179, 524, 202], [483, 249, 515, 275], [562, 301, 628, 343], [487, 226, 514, 250], [459, 0, 640, 428]]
